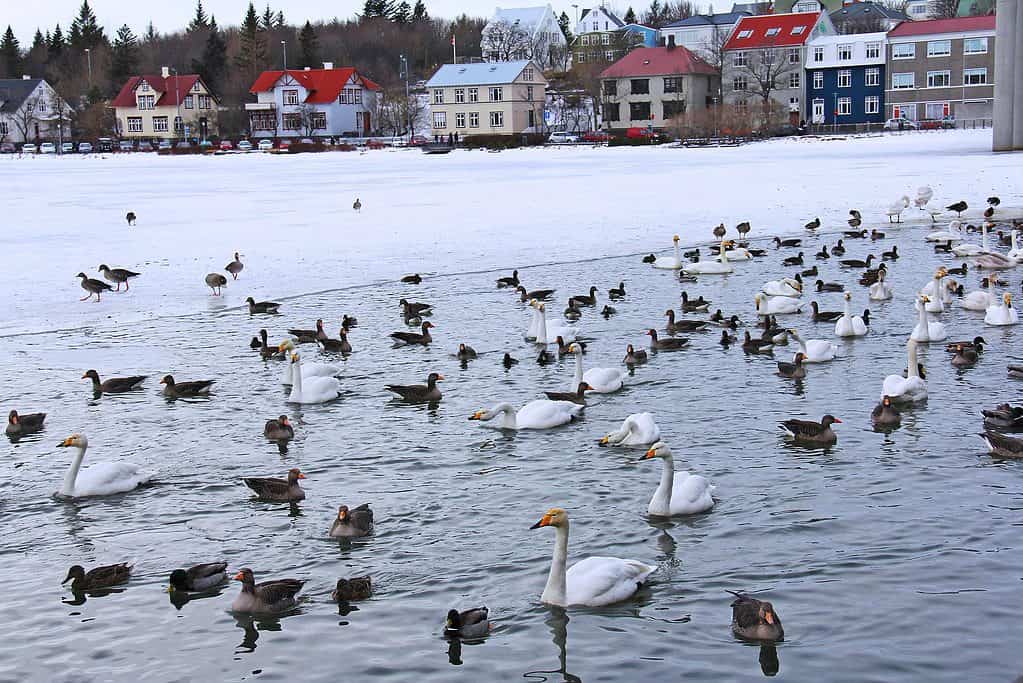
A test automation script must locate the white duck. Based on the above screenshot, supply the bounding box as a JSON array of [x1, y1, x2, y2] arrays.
[[925, 220, 962, 242], [652, 235, 682, 269], [571, 348, 625, 394], [469, 400, 583, 430], [910, 296, 947, 342], [761, 278, 802, 298], [534, 303, 577, 344], [881, 339, 927, 403], [530, 508, 656, 607], [642, 442, 715, 516], [599, 413, 660, 446], [952, 221, 989, 257], [684, 241, 733, 275], [55, 434, 153, 498], [985, 292, 1019, 326], [788, 329, 837, 363], [834, 292, 868, 337], [869, 268, 893, 301], [755, 293, 803, 316], [886, 195, 910, 223], [287, 353, 341, 403], [278, 341, 341, 385]]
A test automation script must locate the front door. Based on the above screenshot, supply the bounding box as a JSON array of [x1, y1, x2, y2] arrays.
[[812, 99, 824, 124], [363, 112, 371, 135]]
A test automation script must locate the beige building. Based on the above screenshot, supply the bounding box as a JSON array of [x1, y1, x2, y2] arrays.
[[425, 60, 547, 138], [112, 67, 218, 140]]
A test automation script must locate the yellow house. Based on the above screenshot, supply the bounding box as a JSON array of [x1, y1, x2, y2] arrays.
[[112, 67, 218, 140], [425, 60, 547, 138]]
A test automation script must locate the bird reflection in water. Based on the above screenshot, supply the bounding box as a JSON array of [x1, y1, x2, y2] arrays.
[[233, 615, 283, 654], [521, 607, 582, 683], [759, 644, 780, 676]]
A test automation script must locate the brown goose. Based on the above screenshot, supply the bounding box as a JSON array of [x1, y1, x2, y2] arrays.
[[623, 344, 648, 365], [496, 270, 519, 288], [516, 286, 555, 302], [979, 431, 1023, 458], [329, 504, 374, 538], [205, 273, 227, 295], [680, 291, 710, 312], [63, 562, 132, 592], [401, 273, 422, 284], [385, 372, 443, 402], [244, 468, 306, 502], [245, 297, 280, 314], [318, 329, 353, 353], [646, 329, 688, 350], [777, 353, 806, 379], [871, 396, 901, 428], [169, 562, 228, 592], [399, 298, 432, 317], [779, 415, 841, 445], [288, 319, 326, 343], [728, 591, 784, 642], [609, 282, 626, 299], [391, 321, 434, 346], [225, 253, 244, 279], [742, 331, 773, 354], [545, 382, 591, 404], [6, 410, 46, 437], [125, 211, 136, 226], [665, 309, 708, 334], [573, 286, 598, 306], [982, 404, 1023, 429], [871, 229, 885, 240], [160, 375, 214, 398], [77, 272, 113, 301], [83, 370, 146, 394], [263, 415, 294, 441], [810, 301, 843, 322], [332, 576, 372, 602], [255, 329, 285, 360], [98, 265, 140, 291], [231, 568, 304, 614]]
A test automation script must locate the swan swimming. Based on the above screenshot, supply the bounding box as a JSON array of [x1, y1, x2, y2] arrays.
[[652, 235, 682, 269], [599, 413, 660, 446], [642, 442, 716, 516], [55, 434, 153, 498], [881, 339, 927, 403], [469, 401, 583, 430]]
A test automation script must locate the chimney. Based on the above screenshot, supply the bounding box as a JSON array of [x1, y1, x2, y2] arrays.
[[667, 35, 676, 49], [323, 61, 334, 70], [161, 66, 170, 78]]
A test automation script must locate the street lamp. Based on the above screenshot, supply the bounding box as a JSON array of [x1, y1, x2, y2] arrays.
[[399, 54, 411, 144], [172, 67, 182, 141], [281, 40, 288, 70], [84, 49, 92, 89]]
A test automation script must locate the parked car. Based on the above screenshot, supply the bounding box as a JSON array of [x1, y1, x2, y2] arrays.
[[138, 141, 153, 152], [548, 131, 580, 144], [175, 141, 193, 149], [279, 139, 291, 150], [237, 139, 253, 151], [219, 140, 234, 151], [96, 137, 114, 152], [884, 118, 918, 131], [78, 142, 94, 153], [61, 142, 75, 154], [409, 135, 428, 146], [299, 138, 315, 145], [581, 131, 610, 143], [258, 139, 273, 151], [21, 143, 38, 154], [157, 140, 172, 151], [40, 142, 57, 154], [0, 142, 15, 153], [118, 140, 134, 152]]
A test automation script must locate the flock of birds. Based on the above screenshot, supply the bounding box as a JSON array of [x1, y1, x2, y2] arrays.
[[10, 187, 1023, 648]]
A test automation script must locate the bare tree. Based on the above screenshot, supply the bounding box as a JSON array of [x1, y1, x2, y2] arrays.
[[928, 0, 959, 18], [481, 19, 532, 62], [375, 86, 427, 137], [12, 92, 43, 142], [699, 24, 732, 104], [297, 103, 318, 136], [734, 46, 798, 129]]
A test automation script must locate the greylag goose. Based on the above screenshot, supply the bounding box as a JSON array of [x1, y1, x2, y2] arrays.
[[205, 273, 227, 295], [840, 254, 875, 268], [125, 211, 136, 225], [779, 415, 841, 445], [245, 297, 280, 314], [263, 415, 294, 441], [665, 309, 708, 334], [742, 331, 773, 353], [609, 282, 626, 299], [680, 292, 710, 313], [244, 468, 306, 502], [231, 568, 304, 614], [98, 265, 140, 291], [815, 280, 844, 293], [333, 576, 372, 602], [496, 270, 520, 287], [77, 272, 112, 301], [782, 252, 803, 266], [951, 344, 980, 367], [445, 607, 490, 639], [225, 253, 244, 279], [979, 431, 1023, 458], [82, 369, 146, 394], [776, 353, 806, 379], [64, 563, 132, 592], [713, 223, 726, 239], [516, 286, 555, 302], [646, 329, 688, 350], [318, 329, 352, 353], [401, 273, 422, 284], [573, 286, 598, 306], [728, 592, 784, 642], [160, 375, 214, 398], [456, 343, 477, 360], [329, 504, 374, 538], [385, 372, 443, 402], [545, 382, 591, 404], [804, 217, 820, 230], [774, 237, 801, 248], [810, 301, 843, 322], [391, 321, 433, 346], [982, 404, 1023, 429], [623, 344, 648, 365], [399, 299, 432, 317], [169, 562, 228, 592], [946, 200, 968, 216], [736, 221, 751, 239], [503, 353, 518, 368], [6, 410, 46, 437], [288, 320, 326, 342], [871, 396, 901, 428], [353, 197, 361, 211]]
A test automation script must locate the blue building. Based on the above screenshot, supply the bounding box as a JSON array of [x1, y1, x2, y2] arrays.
[[804, 31, 887, 126], [623, 23, 659, 48]]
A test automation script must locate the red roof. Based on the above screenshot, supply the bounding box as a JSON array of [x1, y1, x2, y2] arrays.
[[111, 74, 203, 108], [249, 68, 381, 103], [887, 15, 995, 38], [723, 12, 820, 50], [600, 46, 718, 79]]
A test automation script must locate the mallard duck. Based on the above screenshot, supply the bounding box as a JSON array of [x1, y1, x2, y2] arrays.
[[782, 252, 804, 266], [77, 272, 113, 301], [98, 265, 140, 291], [169, 562, 228, 592], [329, 504, 374, 538], [871, 229, 885, 241], [844, 228, 867, 239], [882, 245, 899, 260], [245, 297, 281, 314], [801, 265, 819, 277], [777, 353, 806, 379], [779, 415, 841, 445], [623, 344, 648, 365], [810, 301, 842, 322], [871, 396, 901, 428], [815, 280, 844, 293], [804, 217, 820, 230], [729, 591, 784, 642], [601, 305, 617, 318], [6, 410, 46, 437], [545, 382, 591, 405], [979, 431, 1023, 458], [82, 369, 146, 394], [496, 270, 520, 287], [680, 292, 710, 313], [609, 282, 626, 299], [646, 329, 688, 350], [64, 563, 132, 591], [951, 344, 980, 367], [401, 273, 422, 284], [332, 576, 372, 602], [353, 197, 362, 212], [263, 415, 294, 441], [160, 375, 214, 398], [445, 607, 490, 639], [815, 245, 829, 259], [205, 273, 227, 295], [385, 372, 443, 402], [982, 404, 1023, 429], [848, 209, 862, 227], [390, 321, 434, 346], [641, 254, 656, 264], [947, 263, 968, 276], [742, 331, 773, 353], [563, 298, 582, 320], [231, 568, 304, 614], [720, 330, 736, 346], [244, 468, 306, 502], [556, 336, 585, 355]]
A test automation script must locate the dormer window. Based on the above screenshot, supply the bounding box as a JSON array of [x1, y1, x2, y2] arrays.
[[765, 27, 780, 37], [791, 26, 805, 35], [738, 29, 753, 38], [192, 82, 201, 92]]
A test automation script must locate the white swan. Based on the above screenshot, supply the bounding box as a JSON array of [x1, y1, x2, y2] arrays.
[[920, 269, 947, 313], [1007, 230, 1023, 262], [720, 247, 752, 261], [571, 348, 625, 394], [599, 413, 660, 446], [952, 221, 990, 257], [643, 442, 715, 516], [925, 220, 962, 242], [755, 293, 803, 315], [886, 195, 909, 223], [55, 434, 153, 498], [761, 278, 802, 298], [534, 303, 577, 344], [788, 329, 837, 363], [652, 235, 682, 269], [869, 269, 893, 301], [881, 339, 927, 403], [914, 185, 933, 208], [684, 240, 733, 275], [278, 341, 340, 385], [531, 508, 656, 607], [287, 353, 341, 404], [470, 400, 583, 430], [962, 288, 994, 311], [910, 296, 947, 342], [985, 292, 1019, 326], [834, 292, 867, 337], [526, 300, 543, 340]]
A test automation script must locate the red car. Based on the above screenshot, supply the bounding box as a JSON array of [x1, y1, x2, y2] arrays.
[[219, 140, 233, 150], [581, 131, 610, 142], [625, 127, 655, 139]]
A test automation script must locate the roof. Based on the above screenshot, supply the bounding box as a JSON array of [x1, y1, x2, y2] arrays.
[[249, 68, 381, 103], [112, 74, 203, 108], [426, 60, 537, 87], [664, 11, 750, 29], [808, 30, 887, 46], [579, 7, 625, 28], [0, 78, 43, 113], [887, 14, 995, 38], [490, 6, 550, 32], [723, 12, 820, 50], [600, 46, 718, 78], [829, 1, 908, 23], [731, 2, 772, 13]]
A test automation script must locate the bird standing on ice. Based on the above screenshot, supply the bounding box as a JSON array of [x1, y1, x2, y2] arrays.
[[353, 197, 362, 212], [125, 211, 136, 226]]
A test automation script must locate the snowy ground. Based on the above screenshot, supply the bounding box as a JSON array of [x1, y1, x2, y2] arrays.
[[0, 129, 1017, 337]]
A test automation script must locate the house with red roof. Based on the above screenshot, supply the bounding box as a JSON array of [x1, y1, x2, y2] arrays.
[[721, 11, 835, 126], [112, 68, 218, 140], [246, 62, 381, 139], [598, 46, 719, 132], [885, 15, 996, 124]]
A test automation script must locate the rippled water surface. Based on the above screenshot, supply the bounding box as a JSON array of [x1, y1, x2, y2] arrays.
[[4, 220, 1023, 682]]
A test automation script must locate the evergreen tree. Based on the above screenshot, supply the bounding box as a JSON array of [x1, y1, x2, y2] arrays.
[[110, 24, 138, 85], [298, 21, 319, 68], [262, 4, 275, 31], [1, 26, 21, 78], [275, 11, 286, 28], [557, 11, 573, 43], [236, 2, 267, 74], [187, 0, 210, 33], [624, 6, 637, 24], [192, 16, 226, 90], [411, 0, 429, 22], [392, 1, 412, 23], [144, 22, 158, 44], [70, 0, 107, 50]]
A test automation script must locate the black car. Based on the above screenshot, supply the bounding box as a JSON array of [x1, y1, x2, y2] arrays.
[[96, 137, 114, 152]]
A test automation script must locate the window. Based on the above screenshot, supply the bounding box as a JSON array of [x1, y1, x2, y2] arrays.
[[925, 102, 950, 120], [789, 72, 800, 89], [469, 111, 479, 127], [312, 112, 327, 129], [838, 70, 851, 88], [339, 88, 362, 104], [152, 116, 168, 132], [964, 37, 988, 54], [37, 101, 46, 113], [927, 40, 951, 57], [732, 75, 748, 92], [192, 82, 201, 92], [837, 97, 851, 116], [630, 79, 649, 95], [184, 95, 194, 109], [523, 67, 534, 80], [732, 51, 748, 67], [432, 111, 446, 128], [813, 46, 824, 63], [837, 44, 852, 61], [789, 96, 799, 112], [488, 87, 503, 101], [603, 80, 617, 96], [663, 77, 683, 93], [126, 117, 143, 132], [794, 1, 817, 11], [865, 68, 879, 87], [284, 89, 299, 105], [892, 72, 915, 89], [909, 2, 927, 13], [602, 33, 610, 45], [927, 70, 950, 88], [140, 81, 150, 92], [198, 95, 211, 110], [791, 25, 807, 35], [788, 48, 800, 64], [605, 50, 614, 61], [864, 95, 879, 114], [963, 68, 988, 85], [581, 35, 590, 45], [455, 88, 465, 103], [762, 49, 775, 65], [468, 87, 478, 103], [629, 101, 650, 120], [892, 103, 916, 120], [138, 95, 155, 110], [892, 43, 915, 59], [283, 113, 302, 130], [813, 71, 823, 89], [455, 112, 466, 128], [737, 29, 752, 39], [765, 27, 779, 37], [433, 89, 444, 104], [735, 99, 749, 113], [526, 85, 534, 101], [173, 116, 184, 134], [489, 110, 504, 127], [812, 98, 824, 121], [865, 42, 881, 60], [528, 109, 535, 128], [592, 21, 598, 30], [250, 112, 274, 130], [663, 100, 686, 118]]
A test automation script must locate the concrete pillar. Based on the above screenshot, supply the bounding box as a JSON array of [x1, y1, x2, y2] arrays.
[[1014, 0, 1023, 149], [993, 0, 1015, 151]]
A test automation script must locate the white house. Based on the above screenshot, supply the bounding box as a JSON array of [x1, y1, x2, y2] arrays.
[[0, 77, 71, 144], [246, 63, 381, 138], [660, 11, 749, 56], [481, 5, 569, 70]]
